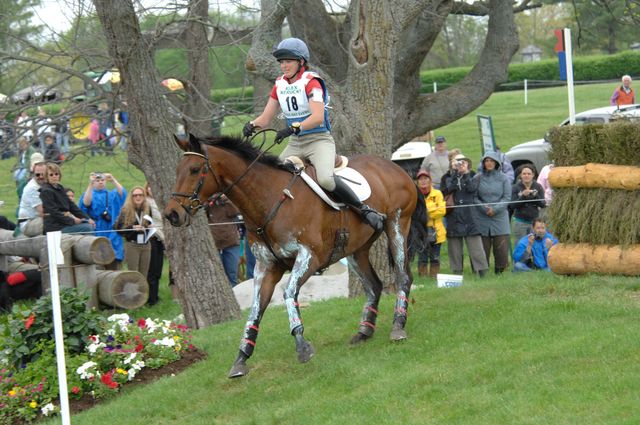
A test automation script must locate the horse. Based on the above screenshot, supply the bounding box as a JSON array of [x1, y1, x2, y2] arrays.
[[164, 133, 426, 378]]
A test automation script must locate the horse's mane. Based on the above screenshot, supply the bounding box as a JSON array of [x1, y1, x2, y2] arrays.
[[194, 134, 283, 169]]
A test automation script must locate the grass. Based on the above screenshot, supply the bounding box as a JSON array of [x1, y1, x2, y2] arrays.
[[40, 272, 640, 424]]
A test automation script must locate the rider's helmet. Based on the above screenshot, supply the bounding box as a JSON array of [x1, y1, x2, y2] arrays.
[[273, 38, 310, 63]]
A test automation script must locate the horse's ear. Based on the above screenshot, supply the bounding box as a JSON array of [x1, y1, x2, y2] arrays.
[[188, 133, 203, 154], [174, 134, 189, 152]]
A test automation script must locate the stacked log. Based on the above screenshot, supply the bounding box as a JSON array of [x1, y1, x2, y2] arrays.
[[97, 270, 148, 309]]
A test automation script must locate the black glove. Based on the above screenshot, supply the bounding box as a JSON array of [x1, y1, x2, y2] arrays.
[[242, 121, 255, 137], [274, 126, 295, 144]]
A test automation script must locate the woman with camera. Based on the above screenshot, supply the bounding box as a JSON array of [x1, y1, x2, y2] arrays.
[[114, 186, 153, 278], [509, 165, 546, 242], [40, 163, 95, 234], [80, 172, 126, 268]]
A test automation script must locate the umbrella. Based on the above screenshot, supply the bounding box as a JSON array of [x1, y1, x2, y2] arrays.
[[161, 78, 184, 91]]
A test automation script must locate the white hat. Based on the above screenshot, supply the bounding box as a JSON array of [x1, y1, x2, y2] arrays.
[[29, 152, 45, 171]]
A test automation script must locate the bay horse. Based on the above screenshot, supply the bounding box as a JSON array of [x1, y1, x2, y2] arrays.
[[164, 133, 426, 378]]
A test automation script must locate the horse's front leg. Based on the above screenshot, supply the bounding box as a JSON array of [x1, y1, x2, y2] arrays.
[[284, 245, 318, 363], [387, 209, 412, 341], [229, 258, 284, 378]]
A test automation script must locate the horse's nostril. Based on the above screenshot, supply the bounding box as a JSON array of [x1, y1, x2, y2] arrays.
[[165, 210, 180, 226]]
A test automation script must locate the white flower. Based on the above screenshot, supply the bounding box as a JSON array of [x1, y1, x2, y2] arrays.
[[108, 313, 132, 332], [87, 341, 105, 355], [123, 352, 137, 365], [41, 402, 56, 416], [153, 337, 175, 347], [127, 360, 145, 380], [77, 361, 98, 380]]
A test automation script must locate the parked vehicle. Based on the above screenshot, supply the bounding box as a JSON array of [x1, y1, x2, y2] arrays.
[[505, 104, 640, 175], [391, 140, 432, 178]]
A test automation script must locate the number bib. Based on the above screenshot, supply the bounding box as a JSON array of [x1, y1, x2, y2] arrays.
[[274, 71, 331, 135]]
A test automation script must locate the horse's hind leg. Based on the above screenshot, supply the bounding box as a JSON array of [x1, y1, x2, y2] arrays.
[[229, 260, 283, 378], [347, 248, 383, 344], [387, 209, 412, 341]]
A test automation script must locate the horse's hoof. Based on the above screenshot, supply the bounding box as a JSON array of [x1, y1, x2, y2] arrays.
[[350, 332, 371, 345], [228, 362, 249, 378], [390, 327, 407, 341], [297, 343, 315, 363]]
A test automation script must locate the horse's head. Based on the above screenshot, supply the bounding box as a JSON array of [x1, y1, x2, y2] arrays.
[[164, 134, 218, 227]]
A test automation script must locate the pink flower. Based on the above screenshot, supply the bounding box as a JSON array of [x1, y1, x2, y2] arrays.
[[71, 386, 80, 394]]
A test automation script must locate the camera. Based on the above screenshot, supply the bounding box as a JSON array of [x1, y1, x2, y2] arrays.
[[101, 210, 111, 222], [94, 173, 105, 180]]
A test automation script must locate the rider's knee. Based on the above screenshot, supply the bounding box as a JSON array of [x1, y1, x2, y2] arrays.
[[318, 175, 336, 192]]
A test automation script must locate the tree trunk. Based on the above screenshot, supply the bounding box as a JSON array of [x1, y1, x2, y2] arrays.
[[93, 0, 241, 328]]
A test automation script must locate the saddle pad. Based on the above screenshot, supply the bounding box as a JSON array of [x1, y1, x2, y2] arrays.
[[300, 167, 372, 210]]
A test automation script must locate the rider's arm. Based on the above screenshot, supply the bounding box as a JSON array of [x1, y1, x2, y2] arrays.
[[300, 100, 325, 130], [251, 98, 280, 129]]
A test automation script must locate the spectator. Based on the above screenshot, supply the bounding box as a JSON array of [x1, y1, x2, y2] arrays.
[[40, 163, 94, 234], [15, 111, 33, 143], [0, 269, 43, 312], [80, 172, 127, 268], [443, 153, 488, 277], [206, 194, 242, 287], [0, 112, 14, 159], [438, 148, 462, 199], [419, 135, 449, 189], [239, 221, 256, 280], [477, 146, 515, 183], [145, 183, 166, 305], [610, 75, 635, 107], [509, 164, 546, 242], [43, 133, 62, 163], [35, 108, 54, 152], [12, 137, 35, 188], [97, 102, 115, 156], [114, 186, 153, 278], [476, 151, 512, 274], [87, 119, 101, 156], [17, 162, 47, 236], [513, 218, 558, 272], [414, 170, 446, 278], [66, 188, 75, 203], [55, 108, 71, 154]]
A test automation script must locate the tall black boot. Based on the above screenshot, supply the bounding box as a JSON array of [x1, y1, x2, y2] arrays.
[[331, 178, 385, 232]]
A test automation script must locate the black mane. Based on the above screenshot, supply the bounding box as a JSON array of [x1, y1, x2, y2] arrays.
[[195, 134, 283, 169]]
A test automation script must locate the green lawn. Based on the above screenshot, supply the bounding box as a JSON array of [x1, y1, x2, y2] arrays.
[[42, 272, 640, 425]]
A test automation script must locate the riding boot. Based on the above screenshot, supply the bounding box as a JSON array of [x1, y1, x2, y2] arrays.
[[331, 178, 385, 232], [418, 263, 428, 277], [429, 263, 440, 279], [478, 269, 488, 278]]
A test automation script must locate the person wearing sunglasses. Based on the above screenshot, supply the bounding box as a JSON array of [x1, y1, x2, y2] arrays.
[[40, 163, 94, 234], [114, 187, 153, 278], [17, 161, 47, 236]]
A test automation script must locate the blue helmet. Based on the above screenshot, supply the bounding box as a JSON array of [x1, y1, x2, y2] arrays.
[[273, 38, 310, 62]]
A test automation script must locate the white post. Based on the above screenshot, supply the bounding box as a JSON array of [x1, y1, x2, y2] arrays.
[[524, 79, 528, 105], [564, 28, 576, 124], [433, 82, 437, 93], [46, 231, 71, 425]]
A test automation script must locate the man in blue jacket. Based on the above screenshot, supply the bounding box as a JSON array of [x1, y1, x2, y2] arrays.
[[513, 218, 558, 272]]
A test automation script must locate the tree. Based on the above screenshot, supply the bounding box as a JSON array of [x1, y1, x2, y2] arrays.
[[92, 0, 242, 327]]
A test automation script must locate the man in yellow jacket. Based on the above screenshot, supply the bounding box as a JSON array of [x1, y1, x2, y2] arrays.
[[416, 170, 447, 278]]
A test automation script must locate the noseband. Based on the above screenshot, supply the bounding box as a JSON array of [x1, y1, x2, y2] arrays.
[[171, 151, 215, 218]]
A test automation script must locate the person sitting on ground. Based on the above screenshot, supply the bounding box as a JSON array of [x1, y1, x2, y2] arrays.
[[242, 37, 384, 231], [513, 218, 558, 272], [17, 161, 47, 236], [40, 163, 95, 234], [610, 75, 635, 107], [114, 186, 153, 277], [509, 164, 546, 242]]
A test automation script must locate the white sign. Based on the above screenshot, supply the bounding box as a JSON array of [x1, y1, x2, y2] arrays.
[[477, 115, 496, 155]]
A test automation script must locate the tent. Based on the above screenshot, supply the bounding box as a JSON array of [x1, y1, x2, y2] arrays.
[[11, 85, 61, 104]]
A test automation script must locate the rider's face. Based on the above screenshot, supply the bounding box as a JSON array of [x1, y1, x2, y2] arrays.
[[279, 59, 300, 79]]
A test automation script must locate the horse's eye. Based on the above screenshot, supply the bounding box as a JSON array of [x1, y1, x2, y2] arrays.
[[189, 166, 200, 175]]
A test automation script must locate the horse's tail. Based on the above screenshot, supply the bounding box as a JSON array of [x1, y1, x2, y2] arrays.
[[407, 184, 430, 258]]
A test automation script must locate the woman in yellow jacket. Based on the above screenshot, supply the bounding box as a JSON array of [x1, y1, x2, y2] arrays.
[[416, 170, 446, 278]]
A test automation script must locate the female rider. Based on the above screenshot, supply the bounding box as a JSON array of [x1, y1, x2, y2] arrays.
[[243, 37, 384, 232]]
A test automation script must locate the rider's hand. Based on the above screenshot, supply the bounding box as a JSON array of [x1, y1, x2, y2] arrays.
[[274, 126, 295, 144], [242, 121, 255, 137]]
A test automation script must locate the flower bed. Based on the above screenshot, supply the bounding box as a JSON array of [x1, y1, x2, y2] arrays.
[[0, 289, 202, 424]]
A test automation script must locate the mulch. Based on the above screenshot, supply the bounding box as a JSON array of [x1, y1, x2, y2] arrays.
[[67, 348, 208, 414]]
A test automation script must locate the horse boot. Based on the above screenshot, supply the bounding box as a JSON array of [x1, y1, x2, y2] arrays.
[[418, 263, 428, 277], [331, 178, 385, 232]]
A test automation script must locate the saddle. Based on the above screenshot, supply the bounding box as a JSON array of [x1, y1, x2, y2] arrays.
[[283, 155, 372, 210]]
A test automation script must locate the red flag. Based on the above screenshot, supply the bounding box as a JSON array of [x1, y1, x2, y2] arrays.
[[554, 29, 565, 53]]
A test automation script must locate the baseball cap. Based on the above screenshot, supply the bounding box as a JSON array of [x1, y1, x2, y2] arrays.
[[435, 136, 446, 143], [416, 170, 431, 179]]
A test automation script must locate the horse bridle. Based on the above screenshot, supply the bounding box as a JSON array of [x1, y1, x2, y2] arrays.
[[170, 151, 216, 218]]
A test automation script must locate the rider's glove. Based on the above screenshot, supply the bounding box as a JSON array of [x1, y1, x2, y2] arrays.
[[274, 122, 301, 144], [242, 121, 256, 137]]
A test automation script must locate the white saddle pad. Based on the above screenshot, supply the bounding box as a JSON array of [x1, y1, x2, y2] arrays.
[[299, 167, 372, 210]]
